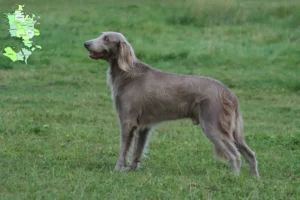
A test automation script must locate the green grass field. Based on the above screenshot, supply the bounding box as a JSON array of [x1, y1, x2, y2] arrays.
[[0, 0, 300, 199]]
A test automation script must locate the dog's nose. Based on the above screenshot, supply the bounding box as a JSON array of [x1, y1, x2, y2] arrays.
[[84, 42, 90, 49]]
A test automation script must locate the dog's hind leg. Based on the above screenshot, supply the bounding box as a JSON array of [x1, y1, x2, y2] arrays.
[[237, 140, 258, 176], [129, 127, 151, 170], [233, 116, 259, 177], [199, 102, 241, 175], [214, 139, 241, 169], [206, 135, 241, 175], [212, 138, 241, 175]]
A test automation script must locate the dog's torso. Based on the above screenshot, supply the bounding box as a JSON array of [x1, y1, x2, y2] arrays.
[[107, 61, 238, 127]]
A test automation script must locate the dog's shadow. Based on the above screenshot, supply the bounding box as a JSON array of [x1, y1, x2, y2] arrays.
[[70, 156, 115, 172], [70, 154, 249, 177]]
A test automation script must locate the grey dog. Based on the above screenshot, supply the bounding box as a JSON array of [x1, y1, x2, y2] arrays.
[[84, 31, 259, 177]]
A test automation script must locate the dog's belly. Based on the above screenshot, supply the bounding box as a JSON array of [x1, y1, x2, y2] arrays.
[[137, 101, 198, 125], [138, 112, 187, 125]]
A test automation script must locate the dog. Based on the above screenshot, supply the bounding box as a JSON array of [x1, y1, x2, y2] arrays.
[[84, 31, 259, 177]]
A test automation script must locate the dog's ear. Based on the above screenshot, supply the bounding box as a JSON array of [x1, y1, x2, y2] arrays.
[[118, 41, 136, 72]]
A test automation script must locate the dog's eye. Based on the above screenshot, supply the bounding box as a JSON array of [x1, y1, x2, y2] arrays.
[[103, 36, 109, 42]]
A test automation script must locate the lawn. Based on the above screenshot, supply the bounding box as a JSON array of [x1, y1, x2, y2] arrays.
[[0, 0, 299, 199]]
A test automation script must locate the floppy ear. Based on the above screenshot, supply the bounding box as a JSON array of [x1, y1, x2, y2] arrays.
[[118, 41, 136, 72]]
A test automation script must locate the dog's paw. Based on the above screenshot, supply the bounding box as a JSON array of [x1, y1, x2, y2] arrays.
[[128, 162, 142, 171], [128, 165, 137, 171], [114, 164, 125, 171], [251, 171, 260, 178]]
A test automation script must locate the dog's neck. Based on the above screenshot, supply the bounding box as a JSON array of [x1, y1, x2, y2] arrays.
[[108, 58, 124, 83], [108, 58, 146, 80]]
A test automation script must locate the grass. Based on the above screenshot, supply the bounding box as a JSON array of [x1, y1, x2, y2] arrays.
[[0, 0, 300, 199]]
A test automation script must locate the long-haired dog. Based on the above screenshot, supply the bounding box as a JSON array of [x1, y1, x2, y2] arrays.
[[84, 32, 259, 177]]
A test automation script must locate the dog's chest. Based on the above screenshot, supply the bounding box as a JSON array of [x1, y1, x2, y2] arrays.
[[106, 70, 117, 101], [106, 69, 128, 106]]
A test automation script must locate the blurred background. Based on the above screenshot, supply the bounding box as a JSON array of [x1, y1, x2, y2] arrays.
[[0, 0, 299, 199]]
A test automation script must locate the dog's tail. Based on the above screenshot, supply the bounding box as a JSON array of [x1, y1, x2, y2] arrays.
[[233, 106, 245, 145], [215, 90, 244, 159], [218, 90, 237, 141], [220, 94, 246, 148], [214, 90, 238, 161]]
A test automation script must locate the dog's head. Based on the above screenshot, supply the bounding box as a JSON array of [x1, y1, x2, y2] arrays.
[[84, 31, 136, 71]]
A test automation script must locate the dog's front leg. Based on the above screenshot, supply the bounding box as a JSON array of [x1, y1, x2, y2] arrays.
[[114, 120, 137, 171], [130, 127, 151, 171]]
